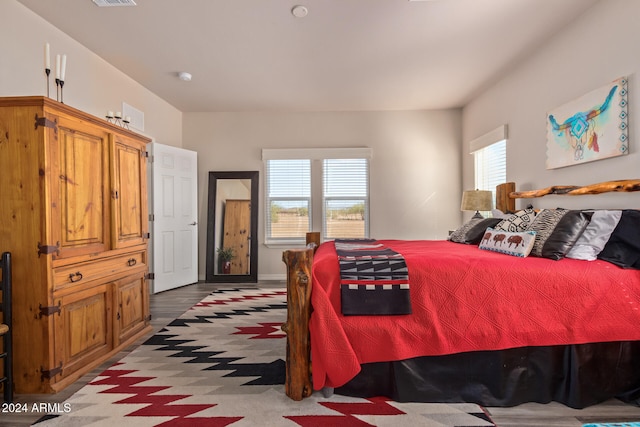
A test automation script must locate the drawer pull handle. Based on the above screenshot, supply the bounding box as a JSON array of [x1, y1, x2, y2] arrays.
[[127, 258, 137, 266], [69, 272, 83, 282]]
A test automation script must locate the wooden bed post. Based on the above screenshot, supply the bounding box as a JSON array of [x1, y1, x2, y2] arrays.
[[282, 246, 314, 400], [495, 182, 516, 213]]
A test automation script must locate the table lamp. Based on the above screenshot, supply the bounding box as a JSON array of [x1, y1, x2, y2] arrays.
[[461, 189, 493, 219]]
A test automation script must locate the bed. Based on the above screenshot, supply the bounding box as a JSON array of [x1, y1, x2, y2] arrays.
[[281, 180, 640, 408]]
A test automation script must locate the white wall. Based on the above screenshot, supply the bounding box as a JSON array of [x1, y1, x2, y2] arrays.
[[184, 110, 462, 280], [463, 0, 640, 210], [0, 0, 182, 145]]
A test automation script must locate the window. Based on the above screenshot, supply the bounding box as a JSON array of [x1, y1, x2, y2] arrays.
[[265, 159, 311, 242], [474, 140, 506, 193], [323, 158, 369, 240], [263, 148, 371, 244], [470, 125, 507, 205]]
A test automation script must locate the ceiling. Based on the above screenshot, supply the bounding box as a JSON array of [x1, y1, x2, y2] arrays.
[[18, 0, 599, 113]]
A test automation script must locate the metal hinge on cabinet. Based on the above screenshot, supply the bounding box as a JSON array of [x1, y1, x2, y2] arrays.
[[149, 214, 154, 221], [39, 302, 61, 318], [146, 272, 155, 280], [41, 363, 63, 380], [34, 114, 57, 133], [144, 232, 151, 239], [37, 241, 60, 257], [146, 314, 152, 322]]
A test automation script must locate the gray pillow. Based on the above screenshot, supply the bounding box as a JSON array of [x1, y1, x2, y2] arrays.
[[566, 210, 622, 261]]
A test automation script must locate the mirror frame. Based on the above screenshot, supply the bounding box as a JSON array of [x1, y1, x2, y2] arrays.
[[205, 171, 259, 283]]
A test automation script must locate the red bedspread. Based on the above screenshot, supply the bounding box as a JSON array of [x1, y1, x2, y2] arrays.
[[309, 240, 640, 390]]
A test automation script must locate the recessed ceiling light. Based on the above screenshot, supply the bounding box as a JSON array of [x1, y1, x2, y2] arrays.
[[178, 72, 192, 82], [291, 5, 308, 18]]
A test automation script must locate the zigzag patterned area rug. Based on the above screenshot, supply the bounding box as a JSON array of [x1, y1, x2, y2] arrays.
[[33, 287, 496, 427]]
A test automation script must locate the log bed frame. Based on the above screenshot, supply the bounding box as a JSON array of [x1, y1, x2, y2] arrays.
[[280, 179, 640, 401]]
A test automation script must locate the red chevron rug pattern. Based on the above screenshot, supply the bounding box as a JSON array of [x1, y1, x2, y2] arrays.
[[33, 287, 496, 427]]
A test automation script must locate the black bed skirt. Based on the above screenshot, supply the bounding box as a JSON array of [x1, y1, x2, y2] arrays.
[[335, 341, 640, 409]]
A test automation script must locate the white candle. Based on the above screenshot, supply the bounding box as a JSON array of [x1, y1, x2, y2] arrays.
[[55, 54, 61, 79], [45, 43, 50, 70], [107, 111, 114, 118], [125, 116, 131, 123], [60, 54, 67, 81], [115, 111, 122, 119]]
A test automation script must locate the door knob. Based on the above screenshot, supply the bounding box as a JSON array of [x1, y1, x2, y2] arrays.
[[189, 221, 197, 226]]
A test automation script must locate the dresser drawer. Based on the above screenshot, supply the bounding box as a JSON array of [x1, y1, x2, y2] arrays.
[[54, 251, 146, 289]]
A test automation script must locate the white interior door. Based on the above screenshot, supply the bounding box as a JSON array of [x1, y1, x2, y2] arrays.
[[150, 142, 198, 293]]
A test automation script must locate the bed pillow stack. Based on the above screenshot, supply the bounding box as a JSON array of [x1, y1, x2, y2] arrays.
[[449, 206, 638, 267]]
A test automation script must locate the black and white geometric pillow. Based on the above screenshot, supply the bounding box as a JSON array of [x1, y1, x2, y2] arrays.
[[494, 207, 537, 232]]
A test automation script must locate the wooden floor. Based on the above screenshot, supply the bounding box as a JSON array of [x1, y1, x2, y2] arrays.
[[2, 281, 639, 426]]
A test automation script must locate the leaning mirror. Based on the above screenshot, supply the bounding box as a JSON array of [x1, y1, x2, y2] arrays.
[[205, 171, 259, 283]]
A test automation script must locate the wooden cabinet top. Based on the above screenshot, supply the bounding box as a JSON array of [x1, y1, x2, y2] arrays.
[[0, 96, 152, 144]]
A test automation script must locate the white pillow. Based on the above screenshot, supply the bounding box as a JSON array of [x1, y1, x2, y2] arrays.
[[566, 210, 622, 261]]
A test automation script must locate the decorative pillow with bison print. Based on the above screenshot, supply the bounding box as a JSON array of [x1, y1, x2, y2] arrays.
[[478, 228, 537, 257]]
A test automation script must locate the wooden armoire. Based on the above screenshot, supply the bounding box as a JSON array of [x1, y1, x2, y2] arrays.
[[0, 96, 151, 393]]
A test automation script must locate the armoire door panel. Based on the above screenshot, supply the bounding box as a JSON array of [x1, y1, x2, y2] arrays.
[[114, 274, 148, 344], [49, 117, 111, 259], [54, 284, 113, 379], [111, 135, 148, 249]]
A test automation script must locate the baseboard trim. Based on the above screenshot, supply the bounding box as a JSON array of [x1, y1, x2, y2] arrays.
[[258, 273, 286, 282]]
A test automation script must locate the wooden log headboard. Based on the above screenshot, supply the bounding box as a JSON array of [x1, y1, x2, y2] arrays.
[[495, 179, 640, 213]]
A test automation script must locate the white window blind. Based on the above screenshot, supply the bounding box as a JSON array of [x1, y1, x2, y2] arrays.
[[265, 159, 311, 241], [323, 158, 369, 239], [474, 139, 507, 200]]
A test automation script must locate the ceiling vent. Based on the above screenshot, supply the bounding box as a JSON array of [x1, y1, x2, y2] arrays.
[[92, 0, 137, 7]]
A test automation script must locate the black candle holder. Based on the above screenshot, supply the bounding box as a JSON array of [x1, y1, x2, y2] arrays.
[[45, 68, 51, 98], [59, 80, 65, 104], [55, 78, 60, 102]]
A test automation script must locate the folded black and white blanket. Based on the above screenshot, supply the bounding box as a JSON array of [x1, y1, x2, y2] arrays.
[[335, 239, 412, 316]]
